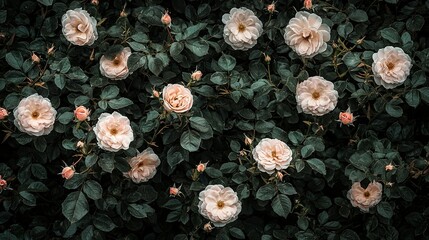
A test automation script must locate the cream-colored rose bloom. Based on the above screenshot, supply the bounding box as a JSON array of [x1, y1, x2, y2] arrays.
[[93, 111, 134, 152], [162, 84, 193, 113], [198, 185, 242, 227], [296, 76, 338, 116], [252, 138, 293, 174], [13, 94, 57, 136], [124, 148, 160, 183], [222, 7, 263, 51], [372, 46, 412, 89], [284, 11, 330, 58], [347, 181, 382, 212], [100, 47, 132, 80], [62, 8, 98, 46]]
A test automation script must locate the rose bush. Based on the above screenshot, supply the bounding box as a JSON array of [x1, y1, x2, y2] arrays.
[[0, 0, 429, 239]]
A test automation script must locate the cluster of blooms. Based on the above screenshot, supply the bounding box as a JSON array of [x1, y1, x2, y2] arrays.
[[3, 3, 413, 228]]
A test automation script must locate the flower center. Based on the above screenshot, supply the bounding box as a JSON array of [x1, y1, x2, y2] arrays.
[[110, 128, 118, 135], [238, 23, 246, 32], [363, 191, 370, 198], [113, 56, 121, 65], [386, 62, 395, 70], [217, 200, 225, 208], [302, 29, 312, 40], [32, 111, 40, 119], [312, 91, 320, 99], [272, 151, 277, 159]]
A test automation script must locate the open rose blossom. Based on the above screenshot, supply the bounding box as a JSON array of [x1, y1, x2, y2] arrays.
[[296, 76, 338, 116], [222, 7, 263, 51], [372, 46, 412, 89], [124, 147, 161, 183], [99, 47, 132, 80], [162, 84, 193, 113], [62, 8, 98, 46], [252, 138, 293, 174], [347, 181, 383, 212], [198, 184, 242, 227], [93, 111, 134, 152], [284, 11, 330, 58], [13, 94, 57, 136]]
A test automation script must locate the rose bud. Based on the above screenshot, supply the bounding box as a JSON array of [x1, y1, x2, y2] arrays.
[[74, 106, 90, 121], [161, 11, 171, 27], [191, 70, 203, 81], [0, 108, 8, 120], [61, 166, 75, 180]]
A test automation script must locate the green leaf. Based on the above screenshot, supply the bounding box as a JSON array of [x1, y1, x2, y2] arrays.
[[148, 56, 164, 76], [170, 42, 184, 57], [5, 70, 26, 84], [419, 87, 429, 103], [342, 52, 360, 68], [5, 51, 23, 70], [180, 23, 207, 40], [301, 145, 315, 158], [100, 85, 120, 100], [405, 90, 420, 108], [99, 154, 115, 173], [27, 182, 49, 192], [62, 191, 89, 223], [31, 163, 47, 179], [411, 70, 426, 87], [64, 173, 86, 190], [218, 54, 236, 71], [93, 213, 116, 232], [108, 98, 133, 109], [340, 229, 360, 240], [210, 72, 228, 85], [277, 183, 297, 195], [406, 15, 424, 32], [205, 167, 222, 178], [19, 191, 36, 206], [54, 74, 66, 89], [0, 10, 6, 24], [33, 137, 47, 152], [37, 0, 54, 6], [163, 199, 182, 210], [83, 180, 103, 200], [185, 39, 209, 57], [128, 203, 154, 218], [256, 184, 276, 201], [380, 27, 400, 43], [337, 22, 353, 38], [349, 9, 368, 22], [349, 152, 373, 171], [189, 117, 211, 133], [58, 112, 74, 124], [306, 158, 327, 175], [180, 130, 201, 152], [229, 227, 246, 239], [385, 98, 403, 117], [377, 202, 393, 218], [271, 194, 292, 218], [220, 162, 238, 174]]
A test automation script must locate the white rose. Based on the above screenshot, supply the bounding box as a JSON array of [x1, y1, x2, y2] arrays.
[[162, 84, 193, 113], [124, 147, 160, 183], [347, 181, 383, 212], [222, 7, 263, 51], [93, 111, 134, 152], [372, 46, 412, 89], [62, 8, 98, 46], [100, 47, 132, 80], [252, 138, 293, 174], [198, 184, 242, 227], [13, 93, 57, 136], [284, 11, 330, 58], [296, 76, 338, 116]]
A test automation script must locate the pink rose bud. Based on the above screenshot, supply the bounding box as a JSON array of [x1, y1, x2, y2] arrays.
[[0, 108, 8, 120], [196, 162, 207, 173], [0, 176, 8, 191], [244, 135, 253, 146], [161, 11, 171, 27], [153, 89, 160, 98], [191, 70, 203, 81], [91, 0, 99, 5], [47, 44, 55, 56], [385, 164, 395, 171], [267, 3, 276, 13], [304, 0, 312, 9], [31, 52, 40, 64], [61, 166, 75, 180], [277, 171, 284, 181], [264, 54, 271, 62], [76, 141, 85, 148], [169, 184, 182, 197], [74, 106, 90, 121], [338, 107, 355, 126]]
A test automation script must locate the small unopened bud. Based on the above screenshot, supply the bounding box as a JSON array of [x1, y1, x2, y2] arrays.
[[338, 107, 355, 126], [120, 10, 127, 17], [304, 0, 312, 10], [385, 164, 395, 171], [244, 135, 253, 146], [356, 37, 365, 45], [0, 108, 8, 120], [196, 162, 207, 173], [76, 141, 85, 148], [267, 3, 276, 13], [60, 166, 75, 180], [0, 175, 8, 191], [31, 52, 40, 64], [191, 70, 203, 81], [47, 44, 55, 56], [203, 222, 214, 233], [277, 171, 284, 181], [264, 53, 271, 63], [161, 11, 171, 27], [74, 106, 91, 121], [91, 0, 99, 5], [169, 184, 182, 197], [239, 150, 247, 156], [385, 182, 394, 187], [152, 89, 160, 98]]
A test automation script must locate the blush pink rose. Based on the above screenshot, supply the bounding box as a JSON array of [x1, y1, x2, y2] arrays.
[[347, 181, 383, 212], [124, 147, 161, 183], [74, 106, 90, 121], [62, 8, 98, 46], [162, 84, 193, 113], [99, 47, 132, 80]]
